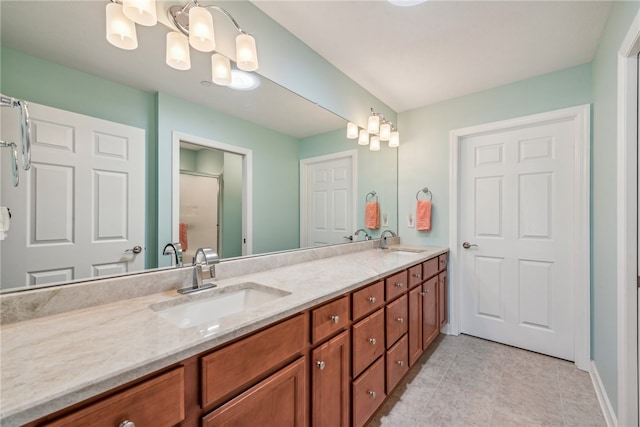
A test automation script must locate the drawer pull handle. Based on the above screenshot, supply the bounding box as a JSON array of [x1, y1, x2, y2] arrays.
[[368, 390, 377, 399], [368, 296, 376, 303], [330, 315, 340, 324], [368, 338, 377, 345], [397, 360, 405, 367], [396, 282, 404, 288], [397, 317, 404, 324], [317, 360, 326, 370], [119, 421, 136, 427]]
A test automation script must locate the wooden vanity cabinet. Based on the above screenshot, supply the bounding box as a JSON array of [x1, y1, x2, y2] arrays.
[[43, 368, 185, 427], [352, 356, 385, 427], [408, 284, 423, 367], [311, 331, 350, 427], [202, 357, 307, 427], [422, 276, 439, 349], [385, 293, 408, 347]]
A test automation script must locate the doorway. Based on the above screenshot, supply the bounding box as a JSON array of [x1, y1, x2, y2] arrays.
[[449, 105, 591, 370]]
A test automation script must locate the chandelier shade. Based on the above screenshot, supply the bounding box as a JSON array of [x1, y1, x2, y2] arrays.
[[106, 3, 138, 50], [189, 6, 216, 52], [122, 0, 157, 26], [166, 31, 191, 70]]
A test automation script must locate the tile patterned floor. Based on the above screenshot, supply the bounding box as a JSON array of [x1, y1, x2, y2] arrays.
[[367, 334, 606, 427]]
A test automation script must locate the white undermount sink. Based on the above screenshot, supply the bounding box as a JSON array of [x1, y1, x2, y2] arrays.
[[151, 283, 290, 329]]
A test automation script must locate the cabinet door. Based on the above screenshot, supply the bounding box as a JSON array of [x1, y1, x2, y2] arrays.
[[422, 276, 439, 350], [386, 334, 409, 393], [408, 285, 423, 367], [385, 293, 408, 348], [352, 309, 385, 377], [352, 356, 385, 427], [203, 357, 307, 427], [312, 331, 350, 427], [438, 271, 447, 328]]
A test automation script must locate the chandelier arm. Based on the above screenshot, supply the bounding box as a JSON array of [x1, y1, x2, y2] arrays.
[[200, 4, 249, 34]]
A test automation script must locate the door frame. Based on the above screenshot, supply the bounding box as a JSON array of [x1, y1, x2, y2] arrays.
[[172, 131, 253, 256], [448, 104, 591, 370], [616, 9, 640, 427], [299, 150, 357, 248]]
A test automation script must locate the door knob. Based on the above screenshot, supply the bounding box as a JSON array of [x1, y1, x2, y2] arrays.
[[462, 242, 478, 249], [126, 245, 142, 254]]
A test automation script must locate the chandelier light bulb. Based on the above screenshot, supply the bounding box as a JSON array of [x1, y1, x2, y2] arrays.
[[346, 122, 359, 139], [370, 136, 381, 151], [106, 3, 138, 50], [358, 129, 369, 145], [236, 33, 259, 71], [389, 131, 400, 147], [122, 0, 157, 26], [166, 32, 191, 70], [189, 6, 216, 52], [367, 113, 380, 134], [379, 123, 391, 141], [211, 54, 231, 86]]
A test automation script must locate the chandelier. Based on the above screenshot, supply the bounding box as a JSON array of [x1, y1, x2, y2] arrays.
[[346, 108, 400, 150], [105, 0, 259, 86]]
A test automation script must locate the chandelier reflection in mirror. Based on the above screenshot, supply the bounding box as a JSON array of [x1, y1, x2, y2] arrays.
[[346, 108, 400, 151], [105, 0, 259, 87]]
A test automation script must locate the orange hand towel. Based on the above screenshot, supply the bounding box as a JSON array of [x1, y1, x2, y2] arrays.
[[179, 222, 189, 251], [365, 202, 380, 229], [416, 200, 432, 231]]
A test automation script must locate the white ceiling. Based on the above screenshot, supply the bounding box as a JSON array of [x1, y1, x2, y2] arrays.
[[252, 0, 612, 112], [1, 0, 612, 134]]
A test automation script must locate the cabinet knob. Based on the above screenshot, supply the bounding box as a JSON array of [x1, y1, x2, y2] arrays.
[[119, 421, 135, 427], [368, 390, 377, 399], [397, 360, 405, 367], [316, 360, 326, 370], [330, 315, 340, 324], [368, 296, 376, 303], [396, 317, 404, 324], [420, 291, 426, 296], [368, 337, 377, 345], [396, 282, 404, 288], [413, 273, 421, 279]]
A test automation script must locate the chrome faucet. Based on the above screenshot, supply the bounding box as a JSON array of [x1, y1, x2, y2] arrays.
[[379, 230, 397, 249], [354, 229, 371, 241], [162, 242, 183, 267], [178, 247, 219, 294]]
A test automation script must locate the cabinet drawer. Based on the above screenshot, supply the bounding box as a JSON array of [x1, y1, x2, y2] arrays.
[[423, 257, 439, 280], [385, 294, 408, 348], [201, 314, 306, 408], [45, 368, 184, 427], [438, 253, 448, 272], [203, 357, 306, 427], [408, 264, 422, 288], [352, 280, 384, 321], [352, 356, 385, 427], [385, 270, 408, 301], [312, 295, 349, 344], [352, 308, 385, 378], [386, 335, 409, 393]]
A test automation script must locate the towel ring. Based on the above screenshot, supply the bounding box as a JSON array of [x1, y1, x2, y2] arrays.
[[365, 191, 378, 203], [416, 187, 432, 201]]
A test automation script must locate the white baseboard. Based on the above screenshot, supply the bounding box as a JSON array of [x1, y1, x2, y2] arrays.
[[591, 360, 618, 427]]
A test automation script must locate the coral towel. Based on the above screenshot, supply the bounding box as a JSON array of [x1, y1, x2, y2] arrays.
[[416, 200, 432, 231], [365, 202, 380, 229], [179, 222, 189, 251]]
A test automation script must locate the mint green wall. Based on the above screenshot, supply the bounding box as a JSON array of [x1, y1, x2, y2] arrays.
[[0, 48, 158, 268], [397, 63, 592, 247], [591, 0, 640, 414], [222, 152, 243, 258], [300, 128, 399, 238], [157, 92, 300, 265]]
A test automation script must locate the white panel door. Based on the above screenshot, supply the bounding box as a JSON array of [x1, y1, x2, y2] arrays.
[[459, 119, 575, 361], [303, 156, 353, 247], [1, 102, 145, 289]]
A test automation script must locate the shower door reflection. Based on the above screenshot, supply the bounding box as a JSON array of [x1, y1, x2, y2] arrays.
[[179, 172, 220, 264]]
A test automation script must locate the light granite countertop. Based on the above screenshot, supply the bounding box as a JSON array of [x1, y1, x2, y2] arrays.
[[0, 245, 447, 426]]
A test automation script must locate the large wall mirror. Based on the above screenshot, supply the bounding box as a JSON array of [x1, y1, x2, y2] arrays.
[[0, 1, 398, 292]]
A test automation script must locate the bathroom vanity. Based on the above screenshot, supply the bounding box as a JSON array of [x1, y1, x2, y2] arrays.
[[0, 242, 448, 427]]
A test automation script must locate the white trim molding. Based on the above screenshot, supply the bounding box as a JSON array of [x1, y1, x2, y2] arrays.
[[299, 150, 357, 248], [449, 104, 591, 370], [616, 9, 640, 427], [171, 131, 253, 256], [592, 361, 619, 427]]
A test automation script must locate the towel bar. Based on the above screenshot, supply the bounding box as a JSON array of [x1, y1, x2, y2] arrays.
[[365, 191, 378, 203], [416, 187, 432, 201]]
